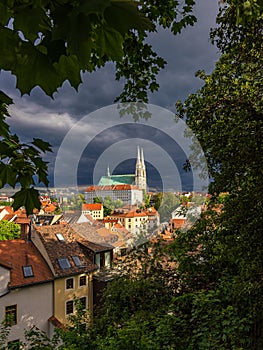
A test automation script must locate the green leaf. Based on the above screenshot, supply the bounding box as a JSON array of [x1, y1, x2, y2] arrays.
[[0, 27, 19, 71], [96, 24, 124, 60], [31, 138, 53, 153], [54, 55, 82, 90], [79, 0, 111, 15], [0, 163, 17, 188], [14, 42, 63, 96], [105, 0, 154, 34], [13, 6, 50, 43], [0, 90, 13, 105], [0, 2, 12, 26], [12, 188, 41, 216]]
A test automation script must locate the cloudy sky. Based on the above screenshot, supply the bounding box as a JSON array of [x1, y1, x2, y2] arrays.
[[0, 0, 220, 192]]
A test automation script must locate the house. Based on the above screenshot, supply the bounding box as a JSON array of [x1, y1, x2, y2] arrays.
[[84, 184, 143, 206], [0, 239, 53, 346], [171, 204, 202, 231], [109, 207, 160, 237], [81, 203, 104, 220], [31, 224, 98, 325]]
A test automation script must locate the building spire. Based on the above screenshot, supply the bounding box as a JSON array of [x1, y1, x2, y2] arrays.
[[107, 165, 110, 177], [137, 145, 141, 164], [141, 148, 145, 169]]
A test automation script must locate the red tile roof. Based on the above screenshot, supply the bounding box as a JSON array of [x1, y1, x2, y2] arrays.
[[0, 239, 53, 288], [82, 203, 103, 211], [2, 214, 16, 221], [85, 184, 140, 192], [2, 206, 14, 214]]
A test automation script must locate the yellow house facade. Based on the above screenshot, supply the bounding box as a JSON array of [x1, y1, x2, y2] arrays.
[[54, 272, 93, 324]]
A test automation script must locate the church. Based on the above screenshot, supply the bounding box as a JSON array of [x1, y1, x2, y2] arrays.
[[98, 146, 147, 191]]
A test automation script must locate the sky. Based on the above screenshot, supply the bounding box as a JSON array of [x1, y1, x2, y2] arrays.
[[0, 0, 220, 192]]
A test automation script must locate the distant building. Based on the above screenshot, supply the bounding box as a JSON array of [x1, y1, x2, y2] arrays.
[[84, 184, 143, 206], [98, 146, 147, 191], [109, 207, 159, 236], [82, 203, 104, 220]]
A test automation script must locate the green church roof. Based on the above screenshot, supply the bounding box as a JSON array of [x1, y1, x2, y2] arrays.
[[98, 174, 135, 186]]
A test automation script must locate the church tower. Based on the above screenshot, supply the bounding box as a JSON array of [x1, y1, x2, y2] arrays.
[[135, 146, 147, 191]]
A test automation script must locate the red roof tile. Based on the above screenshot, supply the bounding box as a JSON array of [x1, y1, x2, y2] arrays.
[[82, 203, 103, 211], [2, 214, 16, 221], [85, 184, 140, 192], [0, 239, 53, 288], [34, 224, 98, 277]]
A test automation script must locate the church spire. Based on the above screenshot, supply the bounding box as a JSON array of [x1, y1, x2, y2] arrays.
[[141, 148, 145, 170], [107, 165, 110, 177], [135, 146, 147, 191], [136, 145, 141, 165]]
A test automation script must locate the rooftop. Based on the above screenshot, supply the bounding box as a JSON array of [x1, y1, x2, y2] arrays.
[[0, 239, 53, 288]]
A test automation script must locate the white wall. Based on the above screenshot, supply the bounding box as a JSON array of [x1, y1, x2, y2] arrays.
[[0, 282, 53, 345], [0, 266, 10, 296]]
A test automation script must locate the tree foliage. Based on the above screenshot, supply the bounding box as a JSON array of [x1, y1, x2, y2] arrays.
[[0, 219, 20, 240]]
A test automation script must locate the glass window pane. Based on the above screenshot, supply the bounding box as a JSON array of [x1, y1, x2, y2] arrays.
[[5, 305, 17, 326], [66, 301, 74, 314], [105, 252, 111, 268], [66, 278, 74, 289], [23, 265, 33, 277], [95, 254, 100, 267], [58, 258, 71, 270], [56, 233, 66, 241], [72, 256, 82, 267], [79, 276, 86, 286], [79, 297, 86, 309]]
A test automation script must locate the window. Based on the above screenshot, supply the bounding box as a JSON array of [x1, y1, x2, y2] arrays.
[[58, 258, 71, 270], [66, 278, 74, 289], [105, 252, 111, 268], [72, 256, 82, 267], [79, 297, 86, 309], [95, 254, 101, 268], [56, 233, 66, 241], [66, 300, 74, 315], [5, 305, 17, 326], [22, 265, 33, 277], [79, 275, 86, 286]]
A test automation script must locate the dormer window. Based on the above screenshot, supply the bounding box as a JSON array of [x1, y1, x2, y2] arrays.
[[22, 265, 34, 277], [58, 258, 71, 270], [56, 233, 66, 241]]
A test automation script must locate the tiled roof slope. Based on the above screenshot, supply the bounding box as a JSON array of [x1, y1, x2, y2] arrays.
[[82, 203, 103, 211], [0, 239, 53, 288], [34, 224, 98, 277], [70, 222, 116, 248]]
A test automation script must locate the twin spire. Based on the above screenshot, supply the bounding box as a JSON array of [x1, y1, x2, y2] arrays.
[[106, 146, 147, 190], [136, 146, 145, 170]]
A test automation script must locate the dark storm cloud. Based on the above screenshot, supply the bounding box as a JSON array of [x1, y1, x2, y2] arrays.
[[0, 0, 219, 188]]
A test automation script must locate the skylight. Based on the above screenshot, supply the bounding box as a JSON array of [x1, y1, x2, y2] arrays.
[[58, 258, 71, 270], [72, 256, 82, 267], [23, 265, 34, 277], [56, 233, 66, 241]]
